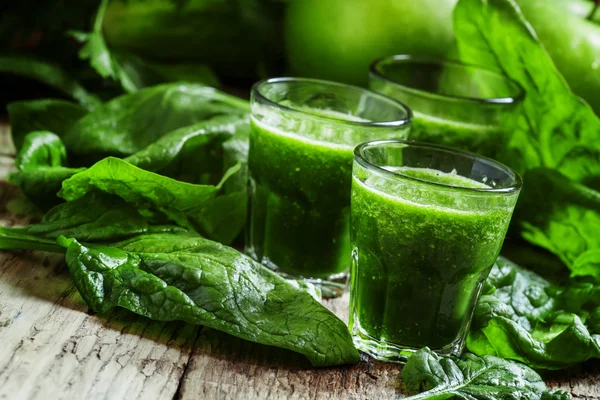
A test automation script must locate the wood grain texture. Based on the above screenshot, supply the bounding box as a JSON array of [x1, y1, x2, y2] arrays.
[[0, 125, 598, 400], [0, 250, 199, 400], [0, 119, 13, 156], [0, 165, 200, 399]]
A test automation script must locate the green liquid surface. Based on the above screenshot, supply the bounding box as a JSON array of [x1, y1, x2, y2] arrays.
[[247, 115, 359, 278], [350, 167, 513, 351], [410, 111, 500, 155]]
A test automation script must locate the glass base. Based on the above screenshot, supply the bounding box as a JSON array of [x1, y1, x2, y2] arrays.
[[351, 321, 465, 363], [246, 248, 348, 298]]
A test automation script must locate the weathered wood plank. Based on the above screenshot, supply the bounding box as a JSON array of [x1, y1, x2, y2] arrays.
[[544, 362, 600, 400], [0, 172, 200, 399], [0, 248, 200, 400], [0, 119, 13, 156]]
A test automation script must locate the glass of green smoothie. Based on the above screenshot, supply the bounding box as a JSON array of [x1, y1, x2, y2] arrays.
[[350, 139, 521, 361], [247, 77, 411, 296], [369, 55, 524, 157]]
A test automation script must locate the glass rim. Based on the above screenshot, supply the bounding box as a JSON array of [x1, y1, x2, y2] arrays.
[[369, 55, 526, 105], [354, 139, 523, 194], [251, 77, 412, 128]]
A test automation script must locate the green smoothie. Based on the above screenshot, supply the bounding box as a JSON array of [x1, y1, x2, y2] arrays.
[[410, 111, 501, 155], [247, 115, 363, 278], [349, 167, 515, 353]]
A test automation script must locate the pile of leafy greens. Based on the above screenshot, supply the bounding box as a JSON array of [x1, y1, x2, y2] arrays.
[[402, 348, 570, 400], [8, 83, 250, 244], [0, 81, 365, 367]]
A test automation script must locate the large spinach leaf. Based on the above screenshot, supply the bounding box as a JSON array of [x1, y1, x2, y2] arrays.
[[55, 232, 359, 367], [0, 225, 359, 366], [402, 347, 570, 399], [454, 0, 600, 184], [7, 99, 88, 151], [62, 83, 249, 160], [467, 257, 600, 369], [453, 0, 600, 280], [59, 157, 241, 244]]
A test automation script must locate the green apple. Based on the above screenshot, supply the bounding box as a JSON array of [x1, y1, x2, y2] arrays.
[[516, 0, 600, 113], [284, 0, 458, 86]]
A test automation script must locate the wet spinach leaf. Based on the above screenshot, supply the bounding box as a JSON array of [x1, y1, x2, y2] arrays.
[[59, 157, 241, 244], [56, 232, 359, 367], [467, 257, 600, 369], [402, 347, 570, 399], [63, 83, 249, 160]]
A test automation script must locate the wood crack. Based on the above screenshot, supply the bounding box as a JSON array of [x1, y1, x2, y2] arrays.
[[173, 326, 204, 400]]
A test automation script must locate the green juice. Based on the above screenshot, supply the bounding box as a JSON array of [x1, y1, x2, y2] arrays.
[[247, 116, 360, 278], [410, 111, 500, 155], [349, 167, 515, 353]]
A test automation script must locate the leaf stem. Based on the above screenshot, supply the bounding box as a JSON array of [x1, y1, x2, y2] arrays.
[[587, 0, 599, 21], [0, 227, 64, 253]]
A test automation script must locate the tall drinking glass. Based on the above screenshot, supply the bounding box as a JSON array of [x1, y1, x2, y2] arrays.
[[350, 140, 521, 361], [247, 78, 411, 295], [369, 55, 524, 156]]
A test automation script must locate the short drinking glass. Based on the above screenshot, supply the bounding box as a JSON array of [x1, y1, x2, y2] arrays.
[[369, 55, 524, 156], [350, 140, 521, 361], [247, 78, 411, 295]]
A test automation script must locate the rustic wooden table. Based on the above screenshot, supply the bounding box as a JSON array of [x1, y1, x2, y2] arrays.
[[0, 125, 598, 400]]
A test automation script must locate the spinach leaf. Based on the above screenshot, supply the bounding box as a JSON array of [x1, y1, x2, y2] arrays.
[[222, 123, 249, 195], [1, 191, 185, 243], [9, 167, 83, 211], [0, 226, 63, 253], [70, 0, 137, 93], [14, 131, 67, 171], [7, 99, 88, 151], [402, 347, 570, 399], [0, 55, 102, 110], [63, 83, 249, 160], [515, 168, 600, 280], [454, 0, 600, 185], [467, 257, 600, 369], [56, 233, 359, 367], [9, 131, 84, 211], [59, 157, 241, 244], [124, 113, 248, 184]]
